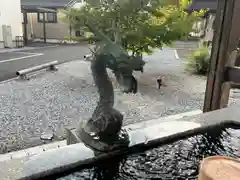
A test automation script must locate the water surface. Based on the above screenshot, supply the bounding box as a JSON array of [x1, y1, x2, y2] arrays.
[[59, 128, 240, 180]]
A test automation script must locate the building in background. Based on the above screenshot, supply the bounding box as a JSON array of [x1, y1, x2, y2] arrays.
[[21, 0, 85, 42], [0, 0, 23, 48], [187, 0, 217, 45], [20, 0, 218, 45]]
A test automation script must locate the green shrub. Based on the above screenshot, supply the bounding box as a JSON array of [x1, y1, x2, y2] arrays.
[[185, 47, 210, 75]]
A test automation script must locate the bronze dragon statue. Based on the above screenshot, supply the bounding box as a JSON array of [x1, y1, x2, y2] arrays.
[[77, 20, 145, 153]]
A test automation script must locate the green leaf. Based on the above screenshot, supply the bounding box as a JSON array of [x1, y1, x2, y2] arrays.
[[64, 0, 203, 55]]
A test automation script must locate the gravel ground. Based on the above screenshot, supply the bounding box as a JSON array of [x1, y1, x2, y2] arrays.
[[0, 48, 238, 154]]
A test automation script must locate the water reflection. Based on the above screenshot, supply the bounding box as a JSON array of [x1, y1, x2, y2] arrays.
[[59, 128, 240, 180], [92, 158, 122, 180]]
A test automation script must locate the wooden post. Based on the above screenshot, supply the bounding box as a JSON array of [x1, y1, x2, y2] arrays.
[[69, 24, 72, 40], [228, 0, 240, 63], [23, 12, 28, 45], [43, 12, 47, 43], [203, 0, 237, 112]]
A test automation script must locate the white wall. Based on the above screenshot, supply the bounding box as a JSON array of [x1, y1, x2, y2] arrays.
[[0, 0, 23, 48]]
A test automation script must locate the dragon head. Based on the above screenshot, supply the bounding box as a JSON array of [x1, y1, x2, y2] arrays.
[[86, 19, 145, 92], [86, 20, 145, 71]]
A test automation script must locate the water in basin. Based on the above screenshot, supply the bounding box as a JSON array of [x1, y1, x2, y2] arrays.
[[58, 128, 240, 180]]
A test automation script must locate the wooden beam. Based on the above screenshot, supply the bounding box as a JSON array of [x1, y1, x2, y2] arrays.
[[220, 50, 237, 108], [231, 84, 240, 89], [203, 0, 237, 112], [225, 66, 240, 84], [43, 13, 46, 43], [37, 7, 57, 13]]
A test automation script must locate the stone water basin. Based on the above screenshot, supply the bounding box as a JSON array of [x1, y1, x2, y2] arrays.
[[58, 128, 240, 180], [17, 107, 240, 180]]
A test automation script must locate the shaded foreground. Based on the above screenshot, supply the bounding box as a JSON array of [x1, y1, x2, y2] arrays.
[[59, 128, 240, 180]]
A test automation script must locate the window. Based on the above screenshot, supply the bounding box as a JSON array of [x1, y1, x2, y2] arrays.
[[37, 12, 57, 23], [46, 13, 56, 22], [75, 30, 81, 37]]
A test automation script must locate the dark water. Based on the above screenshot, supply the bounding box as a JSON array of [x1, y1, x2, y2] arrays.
[[59, 129, 240, 180]]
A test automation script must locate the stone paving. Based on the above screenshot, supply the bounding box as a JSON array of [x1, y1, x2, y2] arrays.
[[0, 46, 239, 154]]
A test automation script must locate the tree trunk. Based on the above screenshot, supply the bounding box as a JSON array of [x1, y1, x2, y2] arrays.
[[112, 14, 121, 45]]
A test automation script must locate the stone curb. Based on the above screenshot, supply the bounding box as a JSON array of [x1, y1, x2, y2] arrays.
[[0, 141, 66, 162], [0, 45, 58, 53], [0, 59, 86, 84]]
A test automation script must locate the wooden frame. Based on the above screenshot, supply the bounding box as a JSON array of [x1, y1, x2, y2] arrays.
[[203, 0, 240, 112]]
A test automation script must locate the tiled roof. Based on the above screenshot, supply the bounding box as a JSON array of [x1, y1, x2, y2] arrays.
[[21, 0, 73, 8], [187, 0, 217, 12]]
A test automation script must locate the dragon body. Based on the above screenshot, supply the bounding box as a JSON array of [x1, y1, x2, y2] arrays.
[[76, 21, 132, 152]]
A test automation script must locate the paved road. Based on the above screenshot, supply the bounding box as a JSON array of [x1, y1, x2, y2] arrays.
[[0, 40, 200, 81], [0, 45, 90, 81]]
